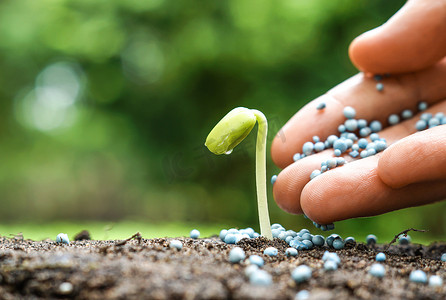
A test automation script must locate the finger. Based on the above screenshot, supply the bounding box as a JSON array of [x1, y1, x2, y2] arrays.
[[378, 125, 446, 189], [300, 155, 446, 224], [273, 150, 339, 215], [271, 58, 446, 169], [349, 0, 446, 74], [273, 100, 446, 215]]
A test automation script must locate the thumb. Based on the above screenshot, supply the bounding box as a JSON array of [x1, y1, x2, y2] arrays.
[[349, 0, 446, 74], [378, 125, 446, 189]]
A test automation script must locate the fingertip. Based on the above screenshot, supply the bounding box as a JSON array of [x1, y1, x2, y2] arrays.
[[348, 30, 370, 72], [300, 158, 385, 224], [348, 30, 382, 73], [299, 177, 331, 224], [272, 167, 304, 215], [349, 0, 446, 74], [271, 132, 293, 169], [300, 171, 356, 224], [378, 126, 446, 189]]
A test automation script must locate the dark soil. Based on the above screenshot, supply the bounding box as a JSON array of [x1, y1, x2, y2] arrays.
[[0, 234, 444, 299]]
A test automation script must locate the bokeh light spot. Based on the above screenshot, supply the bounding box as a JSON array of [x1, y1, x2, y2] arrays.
[[14, 61, 84, 132]]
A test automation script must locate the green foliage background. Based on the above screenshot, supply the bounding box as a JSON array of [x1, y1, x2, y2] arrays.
[[0, 0, 444, 240]]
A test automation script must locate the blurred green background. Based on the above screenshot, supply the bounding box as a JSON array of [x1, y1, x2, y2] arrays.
[[0, 0, 444, 242]]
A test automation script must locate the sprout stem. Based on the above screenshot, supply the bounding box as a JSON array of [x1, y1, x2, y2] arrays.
[[251, 109, 273, 239]]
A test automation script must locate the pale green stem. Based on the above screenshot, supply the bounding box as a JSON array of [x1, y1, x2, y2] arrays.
[[251, 109, 273, 240]]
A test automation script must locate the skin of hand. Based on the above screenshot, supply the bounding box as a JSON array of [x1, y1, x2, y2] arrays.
[[271, 0, 446, 225]]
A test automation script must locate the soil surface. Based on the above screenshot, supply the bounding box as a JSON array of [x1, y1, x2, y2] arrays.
[[0, 234, 444, 299]]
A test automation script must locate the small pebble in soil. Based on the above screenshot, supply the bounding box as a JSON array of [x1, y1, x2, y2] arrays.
[[56, 233, 70, 245], [229, 247, 245, 263], [399, 235, 411, 245], [249, 255, 264, 267], [366, 234, 377, 245], [291, 265, 312, 283], [169, 240, 183, 250], [409, 270, 428, 284], [441, 253, 446, 262], [324, 260, 338, 271], [271, 175, 277, 185], [376, 83, 384, 91], [316, 102, 326, 110], [295, 290, 310, 300], [244, 264, 259, 277], [286, 248, 298, 257], [74, 230, 91, 241], [376, 252, 386, 262], [190, 229, 200, 239], [58, 282, 73, 295], [249, 270, 272, 286], [369, 263, 386, 278], [264, 247, 278, 256], [428, 275, 443, 287]]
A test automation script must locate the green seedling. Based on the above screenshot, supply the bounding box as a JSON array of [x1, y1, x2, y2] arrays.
[[205, 107, 273, 239]]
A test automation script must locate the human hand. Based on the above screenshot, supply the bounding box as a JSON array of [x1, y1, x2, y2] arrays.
[[271, 0, 446, 225]]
